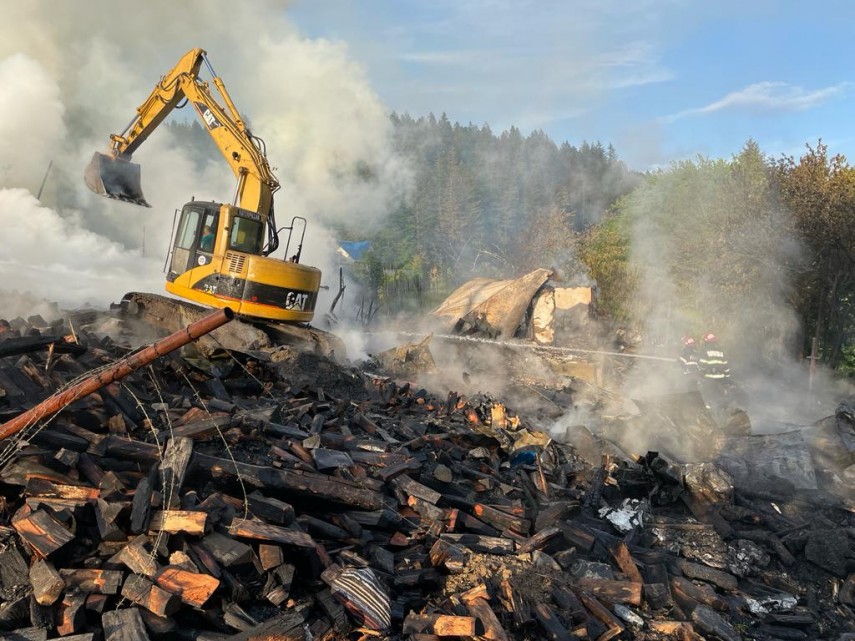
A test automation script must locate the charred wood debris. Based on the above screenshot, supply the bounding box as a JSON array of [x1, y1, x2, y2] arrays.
[[0, 311, 853, 641]]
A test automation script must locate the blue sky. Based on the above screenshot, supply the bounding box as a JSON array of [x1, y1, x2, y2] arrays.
[[288, 0, 855, 170]]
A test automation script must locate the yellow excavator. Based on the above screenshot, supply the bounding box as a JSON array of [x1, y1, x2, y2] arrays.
[[85, 48, 337, 354]]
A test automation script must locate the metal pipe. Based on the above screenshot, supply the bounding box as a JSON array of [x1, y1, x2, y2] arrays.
[[0, 307, 235, 441], [375, 331, 679, 362]]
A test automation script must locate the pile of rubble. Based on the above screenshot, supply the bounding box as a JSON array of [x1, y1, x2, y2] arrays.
[[0, 311, 853, 640]]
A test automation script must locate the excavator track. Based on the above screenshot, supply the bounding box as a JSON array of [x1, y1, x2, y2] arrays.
[[119, 292, 344, 359]]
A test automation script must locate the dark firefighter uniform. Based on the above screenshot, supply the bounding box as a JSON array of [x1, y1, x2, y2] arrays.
[[679, 337, 699, 374], [698, 345, 730, 379]]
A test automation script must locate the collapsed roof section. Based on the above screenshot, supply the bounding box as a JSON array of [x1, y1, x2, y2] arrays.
[[432, 268, 595, 344]]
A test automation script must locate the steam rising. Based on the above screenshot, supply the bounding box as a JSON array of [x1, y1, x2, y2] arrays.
[[588, 152, 853, 460], [0, 0, 411, 312]]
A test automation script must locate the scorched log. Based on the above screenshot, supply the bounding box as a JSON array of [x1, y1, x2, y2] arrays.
[[194, 453, 387, 510]]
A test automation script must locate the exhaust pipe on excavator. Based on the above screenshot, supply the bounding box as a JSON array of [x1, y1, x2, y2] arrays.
[[84, 152, 151, 207]]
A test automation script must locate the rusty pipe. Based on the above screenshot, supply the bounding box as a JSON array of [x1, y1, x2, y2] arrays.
[[0, 307, 235, 441]]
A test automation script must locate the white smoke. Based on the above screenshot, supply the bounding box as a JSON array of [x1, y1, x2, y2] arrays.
[[0, 55, 65, 189], [0, 188, 163, 307], [0, 0, 412, 314]]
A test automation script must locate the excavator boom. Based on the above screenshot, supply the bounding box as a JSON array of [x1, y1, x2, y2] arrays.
[[85, 48, 278, 216]]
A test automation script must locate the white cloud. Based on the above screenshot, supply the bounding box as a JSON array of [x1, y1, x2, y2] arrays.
[[662, 81, 850, 123], [356, 2, 681, 134]]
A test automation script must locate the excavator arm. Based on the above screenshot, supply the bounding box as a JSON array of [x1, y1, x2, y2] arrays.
[[85, 48, 280, 251]]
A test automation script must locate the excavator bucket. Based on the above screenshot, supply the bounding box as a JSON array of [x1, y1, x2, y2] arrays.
[[84, 152, 151, 207]]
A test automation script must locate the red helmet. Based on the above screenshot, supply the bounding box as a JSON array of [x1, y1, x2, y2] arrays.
[[703, 332, 717, 343], [681, 335, 696, 347]]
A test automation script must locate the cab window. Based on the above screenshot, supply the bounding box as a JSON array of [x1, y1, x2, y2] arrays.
[[229, 216, 264, 254], [176, 209, 201, 250], [199, 212, 218, 253]]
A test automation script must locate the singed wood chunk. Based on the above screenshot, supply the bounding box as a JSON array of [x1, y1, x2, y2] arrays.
[[154, 566, 219, 607]]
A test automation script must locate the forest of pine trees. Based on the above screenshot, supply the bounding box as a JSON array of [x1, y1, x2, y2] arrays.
[[365, 113, 641, 287]]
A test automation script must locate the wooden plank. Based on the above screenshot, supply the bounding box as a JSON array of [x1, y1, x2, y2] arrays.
[[609, 541, 643, 584], [258, 544, 284, 571], [114, 538, 159, 579], [575, 591, 623, 639], [148, 510, 207, 535], [102, 608, 150, 641], [24, 478, 99, 502], [95, 498, 124, 542], [648, 621, 697, 637], [670, 576, 727, 612], [56, 592, 86, 637], [188, 541, 221, 578], [691, 604, 740, 641], [440, 533, 515, 555], [157, 415, 231, 442], [247, 492, 295, 525], [226, 519, 316, 548], [500, 577, 531, 626], [198, 531, 252, 567], [299, 514, 352, 541], [534, 603, 571, 641], [551, 586, 587, 622], [0, 626, 48, 641], [557, 522, 596, 552], [393, 475, 441, 504], [575, 579, 642, 606], [154, 566, 220, 608], [122, 574, 181, 617], [194, 453, 386, 510], [59, 569, 123, 595], [160, 437, 193, 506], [402, 613, 480, 636], [29, 560, 64, 606], [518, 525, 562, 554], [223, 610, 305, 641], [472, 503, 531, 534], [429, 538, 467, 573], [677, 558, 738, 592], [129, 474, 153, 535], [13, 509, 74, 556], [459, 584, 490, 605], [104, 436, 160, 464], [51, 634, 95, 641], [465, 597, 510, 641], [25, 497, 87, 512], [451, 509, 502, 537]]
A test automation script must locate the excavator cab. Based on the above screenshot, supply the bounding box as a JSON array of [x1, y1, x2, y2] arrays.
[[167, 202, 222, 280], [84, 152, 150, 207], [164, 201, 320, 323]]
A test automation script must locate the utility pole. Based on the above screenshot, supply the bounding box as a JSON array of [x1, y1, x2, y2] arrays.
[[808, 335, 819, 393], [36, 160, 53, 201]]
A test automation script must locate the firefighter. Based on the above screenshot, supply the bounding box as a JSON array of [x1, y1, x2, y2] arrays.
[[679, 335, 699, 375], [698, 332, 730, 380], [698, 332, 731, 410]]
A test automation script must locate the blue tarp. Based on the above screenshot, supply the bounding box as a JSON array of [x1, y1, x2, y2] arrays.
[[338, 240, 371, 260]]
